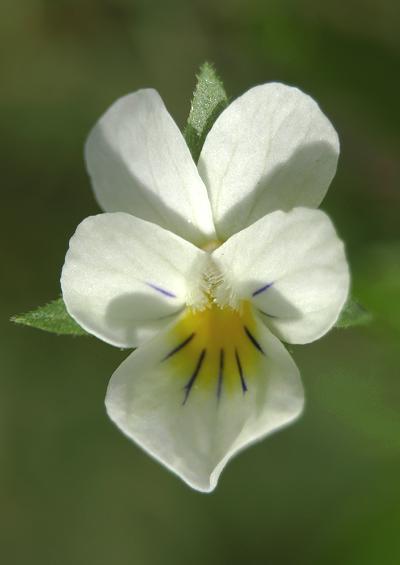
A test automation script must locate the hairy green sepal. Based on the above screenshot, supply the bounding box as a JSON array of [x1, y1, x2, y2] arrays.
[[335, 298, 372, 329], [184, 62, 228, 162], [11, 298, 88, 336]]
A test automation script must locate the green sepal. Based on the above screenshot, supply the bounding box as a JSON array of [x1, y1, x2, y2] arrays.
[[184, 62, 229, 162], [335, 297, 372, 329], [11, 298, 89, 336]]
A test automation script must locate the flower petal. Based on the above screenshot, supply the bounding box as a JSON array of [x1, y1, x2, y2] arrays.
[[198, 83, 339, 239], [213, 208, 350, 344], [105, 311, 303, 492], [85, 89, 216, 246], [61, 213, 206, 348]]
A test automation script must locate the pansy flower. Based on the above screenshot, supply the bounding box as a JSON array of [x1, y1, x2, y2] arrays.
[[61, 83, 349, 492]]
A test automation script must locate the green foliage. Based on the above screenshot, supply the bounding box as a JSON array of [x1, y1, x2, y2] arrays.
[[184, 62, 229, 162], [11, 298, 88, 336], [335, 297, 372, 329]]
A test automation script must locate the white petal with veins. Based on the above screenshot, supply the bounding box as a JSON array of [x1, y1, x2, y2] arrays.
[[61, 213, 206, 348], [106, 307, 303, 492], [213, 207, 350, 344], [85, 89, 216, 246], [198, 83, 339, 239]]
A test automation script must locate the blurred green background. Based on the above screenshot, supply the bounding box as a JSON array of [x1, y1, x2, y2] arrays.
[[2, 0, 400, 563]]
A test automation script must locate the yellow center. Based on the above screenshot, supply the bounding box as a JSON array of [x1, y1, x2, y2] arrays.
[[163, 301, 265, 403]]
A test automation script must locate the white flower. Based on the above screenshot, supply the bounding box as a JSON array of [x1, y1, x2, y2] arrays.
[[61, 83, 349, 492]]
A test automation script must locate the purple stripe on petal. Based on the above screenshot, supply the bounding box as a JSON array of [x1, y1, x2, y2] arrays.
[[258, 309, 279, 319], [162, 333, 195, 361], [146, 282, 177, 298], [183, 349, 206, 405], [243, 326, 265, 355], [252, 282, 273, 297], [235, 348, 248, 393]]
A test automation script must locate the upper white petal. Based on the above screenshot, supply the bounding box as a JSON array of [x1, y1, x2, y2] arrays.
[[105, 314, 303, 492], [198, 83, 339, 239], [85, 89, 216, 246], [61, 213, 206, 348], [213, 207, 350, 344]]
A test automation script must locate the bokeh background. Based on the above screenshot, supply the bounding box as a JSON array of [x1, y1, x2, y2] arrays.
[[2, 1, 400, 563]]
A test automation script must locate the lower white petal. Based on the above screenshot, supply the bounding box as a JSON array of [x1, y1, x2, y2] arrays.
[[105, 303, 303, 492]]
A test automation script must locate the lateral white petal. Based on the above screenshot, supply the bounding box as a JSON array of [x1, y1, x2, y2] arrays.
[[213, 208, 350, 344], [198, 83, 339, 239], [85, 89, 216, 246], [61, 213, 206, 348], [106, 314, 303, 492]]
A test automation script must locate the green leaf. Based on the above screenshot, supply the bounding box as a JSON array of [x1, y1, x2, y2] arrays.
[[184, 62, 229, 162], [11, 298, 89, 336], [335, 297, 372, 329]]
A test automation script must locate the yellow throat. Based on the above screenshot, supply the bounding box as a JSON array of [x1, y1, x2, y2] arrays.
[[163, 301, 265, 403]]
